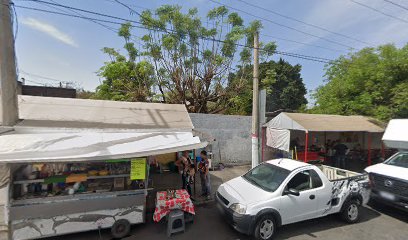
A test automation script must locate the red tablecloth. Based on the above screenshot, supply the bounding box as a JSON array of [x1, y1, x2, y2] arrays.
[[153, 189, 195, 222]]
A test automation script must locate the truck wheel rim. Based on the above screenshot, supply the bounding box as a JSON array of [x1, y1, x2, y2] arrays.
[[260, 219, 274, 239], [348, 204, 358, 221]]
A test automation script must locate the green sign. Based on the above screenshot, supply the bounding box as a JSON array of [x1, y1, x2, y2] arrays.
[[131, 158, 146, 180]]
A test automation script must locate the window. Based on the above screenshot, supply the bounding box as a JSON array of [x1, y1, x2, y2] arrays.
[[243, 163, 290, 192], [286, 171, 312, 191], [385, 153, 408, 168], [310, 170, 323, 188], [286, 169, 323, 192]]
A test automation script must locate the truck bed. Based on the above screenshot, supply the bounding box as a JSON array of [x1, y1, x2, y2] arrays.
[[317, 165, 360, 181]]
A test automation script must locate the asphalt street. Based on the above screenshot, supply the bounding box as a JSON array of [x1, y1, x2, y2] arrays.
[[52, 200, 407, 240]]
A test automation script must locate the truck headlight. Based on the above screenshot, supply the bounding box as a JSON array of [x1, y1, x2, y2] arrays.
[[229, 203, 246, 214]]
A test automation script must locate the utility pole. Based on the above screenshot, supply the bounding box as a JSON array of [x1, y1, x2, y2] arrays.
[[251, 31, 260, 168], [0, 0, 19, 126]]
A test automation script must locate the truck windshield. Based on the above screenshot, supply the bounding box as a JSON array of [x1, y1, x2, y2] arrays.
[[385, 152, 408, 168], [242, 163, 290, 192]]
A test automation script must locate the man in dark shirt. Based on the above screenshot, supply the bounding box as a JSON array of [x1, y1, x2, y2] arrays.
[[334, 140, 348, 169]]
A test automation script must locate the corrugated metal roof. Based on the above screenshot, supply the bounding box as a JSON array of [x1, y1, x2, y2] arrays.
[[266, 112, 384, 132], [17, 95, 193, 130]]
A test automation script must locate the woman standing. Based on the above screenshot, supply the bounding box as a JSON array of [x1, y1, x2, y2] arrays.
[[198, 150, 212, 199]]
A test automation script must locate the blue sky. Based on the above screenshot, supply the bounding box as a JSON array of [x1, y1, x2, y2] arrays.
[[14, 0, 408, 101]]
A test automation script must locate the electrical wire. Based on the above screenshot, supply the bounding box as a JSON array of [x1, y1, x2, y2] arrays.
[[383, 0, 408, 12], [20, 70, 74, 84], [234, 0, 372, 46], [104, 0, 343, 53], [351, 0, 408, 24], [14, 3, 333, 63], [208, 0, 356, 49]]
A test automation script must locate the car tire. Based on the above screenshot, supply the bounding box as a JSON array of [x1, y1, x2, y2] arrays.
[[111, 219, 131, 239], [254, 215, 276, 240], [341, 199, 360, 224]]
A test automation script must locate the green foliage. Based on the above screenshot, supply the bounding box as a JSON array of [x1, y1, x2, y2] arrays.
[[226, 59, 307, 115], [138, 5, 275, 113], [311, 43, 408, 121], [95, 5, 276, 113], [94, 22, 154, 102]]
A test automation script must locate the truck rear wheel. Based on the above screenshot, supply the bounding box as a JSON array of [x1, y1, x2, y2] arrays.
[[111, 219, 131, 239], [254, 215, 276, 240], [341, 199, 360, 223]]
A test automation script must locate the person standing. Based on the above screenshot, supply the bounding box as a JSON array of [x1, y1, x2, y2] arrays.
[[199, 150, 212, 199], [175, 151, 192, 191], [334, 140, 348, 169]]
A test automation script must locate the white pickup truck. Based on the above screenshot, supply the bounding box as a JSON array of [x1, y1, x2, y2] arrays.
[[216, 159, 370, 240], [364, 119, 408, 211]]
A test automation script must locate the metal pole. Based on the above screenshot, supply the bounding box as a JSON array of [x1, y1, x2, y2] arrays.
[[251, 31, 260, 168], [367, 132, 372, 166], [304, 131, 309, 163], [0, 0, 19, 126]]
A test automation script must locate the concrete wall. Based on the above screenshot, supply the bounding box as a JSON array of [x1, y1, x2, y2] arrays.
[[189, 113, 251, 165]]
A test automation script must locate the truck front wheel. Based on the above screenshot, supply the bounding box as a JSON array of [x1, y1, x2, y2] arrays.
[[254, 215, 276, 240], [341, 199, 360, 223]]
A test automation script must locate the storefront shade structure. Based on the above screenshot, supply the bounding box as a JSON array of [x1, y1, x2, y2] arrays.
[[0, 95, 207, 163], [382, 119, 408, 150], [264, 112, 384, 165], [0, 96, 207, 238]]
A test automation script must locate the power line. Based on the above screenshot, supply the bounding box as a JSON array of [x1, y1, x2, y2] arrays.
[[234, 0, 372, 46], [106, 0, 345, 53], [208, 0, 356, 49], [20, 70, 74, 84], [261, 33, 345, 53], [14, 2, 333, 63], [110, 0, 332, 63], [351, 0, 408, 24], [383, 0, 408, 12], [34, 0, 144, 45]]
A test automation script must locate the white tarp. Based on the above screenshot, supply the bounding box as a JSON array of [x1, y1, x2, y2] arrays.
[[382, 119, 408, 150], [0, 131, 207, 163], [266, 128, 290, 152], [264, 112, 384, 132]]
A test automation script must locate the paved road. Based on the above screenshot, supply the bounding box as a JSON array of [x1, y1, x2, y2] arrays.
[[52, 200, 407, 240]]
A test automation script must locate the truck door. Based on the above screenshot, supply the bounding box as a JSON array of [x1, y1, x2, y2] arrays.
[[280, 170, 318, 224]]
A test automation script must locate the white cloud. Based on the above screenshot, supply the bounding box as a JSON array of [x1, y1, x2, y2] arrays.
[[21, 17, 78, 47]]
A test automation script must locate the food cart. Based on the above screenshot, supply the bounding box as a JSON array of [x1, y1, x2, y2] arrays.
[[0, 130, 206, 240]]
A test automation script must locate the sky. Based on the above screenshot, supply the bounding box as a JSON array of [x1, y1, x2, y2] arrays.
[[13, 0, 408, 101]]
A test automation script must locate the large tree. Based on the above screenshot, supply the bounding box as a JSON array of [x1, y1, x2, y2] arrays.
[[139, 5, 275, 113], [226, 59, 307, 115], [311, 44, 408, 121], [94, 23, 155, 102]]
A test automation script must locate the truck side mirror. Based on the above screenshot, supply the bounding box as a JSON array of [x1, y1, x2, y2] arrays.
[[284, 188, 300, 196]]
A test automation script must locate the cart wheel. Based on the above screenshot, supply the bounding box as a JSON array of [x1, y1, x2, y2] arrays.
[[111, 219, 131, 239]]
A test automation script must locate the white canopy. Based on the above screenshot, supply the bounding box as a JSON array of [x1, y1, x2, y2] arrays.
[[0, 131, 206, 163], [265, 112, 384, 132], [382, 119, 408, 150]]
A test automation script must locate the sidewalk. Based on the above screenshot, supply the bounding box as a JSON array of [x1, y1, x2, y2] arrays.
[[147, 165, 251, 210]]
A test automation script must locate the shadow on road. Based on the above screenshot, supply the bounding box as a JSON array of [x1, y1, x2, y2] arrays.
[[367, 200, 408, 223], [274, 206, 381, 240]]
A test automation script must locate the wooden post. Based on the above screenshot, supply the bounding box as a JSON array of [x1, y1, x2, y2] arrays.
[[305, 131, 309, 163], [367, 132, 372, 166]]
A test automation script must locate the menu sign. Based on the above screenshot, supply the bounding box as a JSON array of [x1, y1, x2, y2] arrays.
[[131, 158, 146, 180]]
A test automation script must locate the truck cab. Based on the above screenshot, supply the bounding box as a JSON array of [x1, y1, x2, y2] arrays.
[[365, 119, 408, 211], [216, 159, 370, 240]]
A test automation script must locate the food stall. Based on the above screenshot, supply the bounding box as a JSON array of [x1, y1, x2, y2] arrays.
[[263, 112, 385, 170], [0, 130, 206, 240]]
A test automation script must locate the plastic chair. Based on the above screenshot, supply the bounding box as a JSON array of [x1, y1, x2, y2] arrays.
[[167, 210, 185, 237]]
